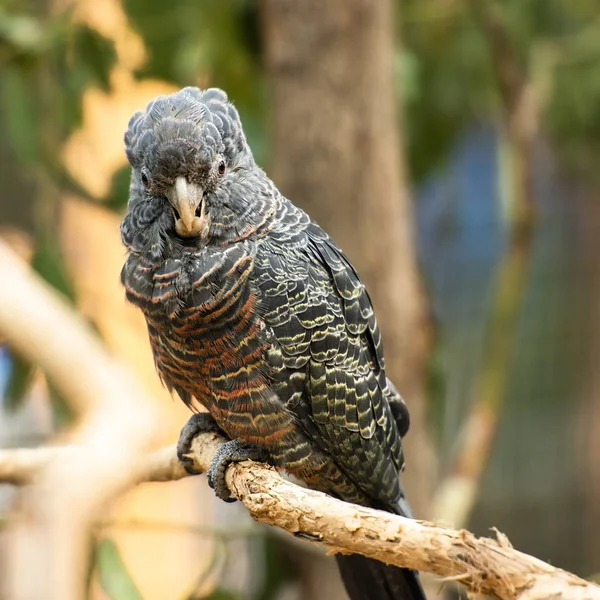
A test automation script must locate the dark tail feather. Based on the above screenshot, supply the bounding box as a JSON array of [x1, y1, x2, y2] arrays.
[[335, 495, 426, 600], [335, 554, 425, 600]]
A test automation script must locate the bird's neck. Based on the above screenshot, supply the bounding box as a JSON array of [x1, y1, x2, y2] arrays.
[[204, 168, 280, 245]]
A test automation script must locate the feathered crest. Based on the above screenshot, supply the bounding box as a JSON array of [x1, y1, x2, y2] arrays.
[[124, 87, 251, 169]]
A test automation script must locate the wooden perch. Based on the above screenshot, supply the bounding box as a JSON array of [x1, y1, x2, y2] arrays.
[[1, 437, 598, 600]]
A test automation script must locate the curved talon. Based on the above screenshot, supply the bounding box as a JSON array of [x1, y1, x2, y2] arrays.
[[177, 412, 225, 475], [207, 440, 268, 502]]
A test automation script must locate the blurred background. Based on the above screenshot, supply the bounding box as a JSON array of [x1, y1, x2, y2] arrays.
[[1, 0, 600, 598]]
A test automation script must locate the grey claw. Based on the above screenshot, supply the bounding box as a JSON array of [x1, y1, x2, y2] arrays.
[[177, 412, 224, 475], [207, 440, 268, 502]]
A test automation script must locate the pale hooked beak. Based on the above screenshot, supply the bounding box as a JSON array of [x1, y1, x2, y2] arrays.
[[167, 177, 207, 238]]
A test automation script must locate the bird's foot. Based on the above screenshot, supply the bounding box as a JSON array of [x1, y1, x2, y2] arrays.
[[177, 412, 225, 475], [207, 440, 268, 503]]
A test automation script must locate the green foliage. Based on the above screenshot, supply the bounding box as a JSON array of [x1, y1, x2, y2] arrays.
[[0, 6, 65, 67], [57, 23, 116, 134], [73, 24, 115, 91], [96, 538, 144, 600], [400, 1, 495, 180], [4, 0, 600, 203], [122, 0, 266, 165], [0, 8, 116, 164], [124, 0, 259, 91], [105, 165, 133, 212], [0, 5, 118, 423], [424, 334, 447, 446], [3, 350, 35, 411], [31, 234, 74, 300], [200, 589, 244, 600], [1, 67, 39, 162], [253, 535, 297, 600], [399, 0, 600, 181], [47, 380, 75, 428], [545, 24, 600, 173]]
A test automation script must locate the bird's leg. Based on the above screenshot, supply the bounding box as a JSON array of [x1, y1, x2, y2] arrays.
[[177, 414, 269, 502], [177, 412, 226, 475], [207, 440, 269, 503]]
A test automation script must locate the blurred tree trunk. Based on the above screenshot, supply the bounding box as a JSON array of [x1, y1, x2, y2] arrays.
[[260, 0, 434, 515]]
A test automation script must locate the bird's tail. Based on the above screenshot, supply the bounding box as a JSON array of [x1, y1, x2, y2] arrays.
[[335, 554, 425, 600], [335, 495, 426, 600]]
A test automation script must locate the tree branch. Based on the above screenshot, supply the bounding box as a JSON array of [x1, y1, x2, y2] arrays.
[[1, 437, 598, 600], [0, 239, 164, 600], [433, 0, 539, 529]]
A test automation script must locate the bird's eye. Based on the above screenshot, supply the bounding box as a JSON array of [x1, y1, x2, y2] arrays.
[[140, 170, 150, 188], [218, 161, 226, 176]]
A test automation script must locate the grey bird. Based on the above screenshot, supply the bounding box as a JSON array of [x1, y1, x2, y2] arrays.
[[120, 86, 426, 600]]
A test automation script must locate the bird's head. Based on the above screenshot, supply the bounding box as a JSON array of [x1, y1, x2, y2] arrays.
[[123, 87, 264, 244]]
